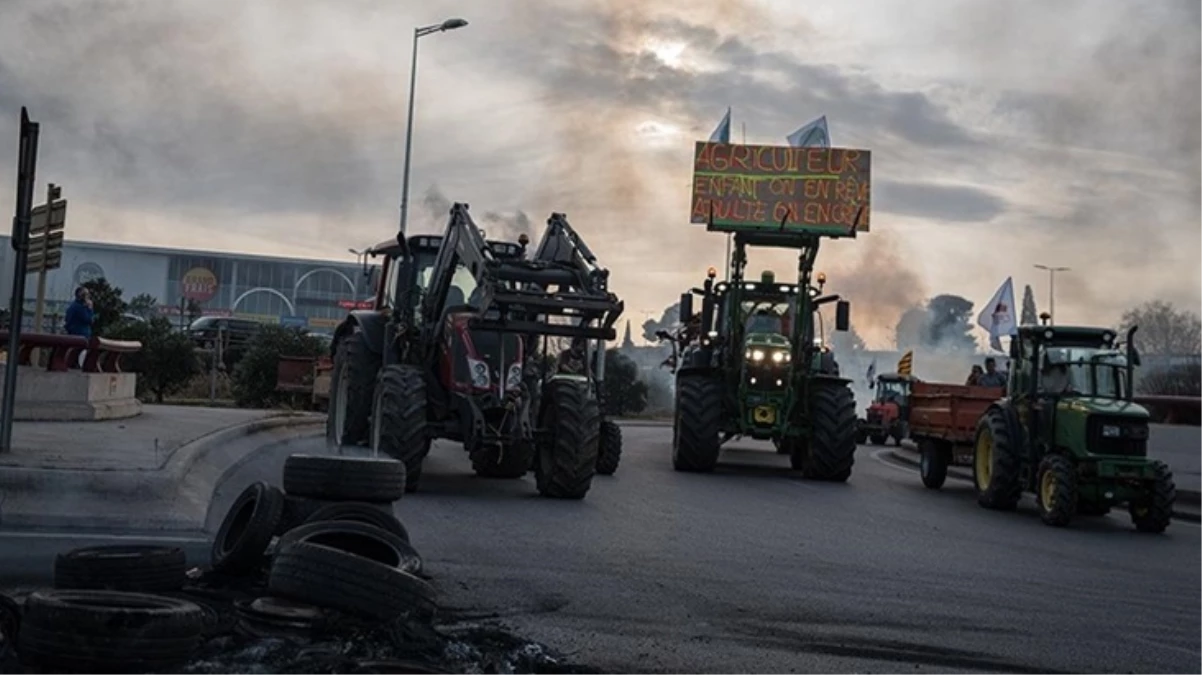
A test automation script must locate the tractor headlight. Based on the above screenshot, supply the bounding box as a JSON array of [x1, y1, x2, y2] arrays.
[[1101, 425, 1121, 438], [751, 349, 765, 362], [771, 350, 785, 363], [467, 358, 491, 388], [506, 363, 523, 389]]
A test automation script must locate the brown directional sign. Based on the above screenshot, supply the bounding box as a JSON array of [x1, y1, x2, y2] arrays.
[[689, 142, 871, 236], [29, 199, 66, 236], [26, 248, 62, 274]]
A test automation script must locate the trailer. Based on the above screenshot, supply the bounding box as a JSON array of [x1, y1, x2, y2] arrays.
[[908, 381, 1004, 489]]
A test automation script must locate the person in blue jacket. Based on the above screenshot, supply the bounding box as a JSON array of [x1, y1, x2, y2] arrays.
[[64, 286, 95, 337]]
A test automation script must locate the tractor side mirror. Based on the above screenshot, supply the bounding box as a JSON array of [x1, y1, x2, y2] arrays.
[[834, 300, 850, 332], [679, 292, 693, 323]]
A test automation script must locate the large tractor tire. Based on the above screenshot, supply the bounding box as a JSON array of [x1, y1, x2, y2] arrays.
[[795, 381, 857, 482], [972, 409, 1022, 511], [535, 379, 601, 499], [327, 329, 381, 448], [596, 420, 622, 475], [1036, 454, 1078, 527], [1129, 460, 1175, 534], [672, 374, 723, 472], [372, 365, 432, 493]]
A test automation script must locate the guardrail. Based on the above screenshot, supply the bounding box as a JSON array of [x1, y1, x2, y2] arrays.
[[1134, 395, 1200, 426], [0, 332, 142, 373]]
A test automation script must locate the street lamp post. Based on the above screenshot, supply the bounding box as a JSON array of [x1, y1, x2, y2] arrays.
[[1033, 264, 1070, 325], [398, 17, 469, 239]]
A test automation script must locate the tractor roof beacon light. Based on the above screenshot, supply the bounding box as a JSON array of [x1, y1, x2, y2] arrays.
[[707, 266, 718, 279]]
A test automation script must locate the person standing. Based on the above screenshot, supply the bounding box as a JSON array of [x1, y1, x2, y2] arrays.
[[64, 287, 95, 369], [977, 357, 1007, 387]]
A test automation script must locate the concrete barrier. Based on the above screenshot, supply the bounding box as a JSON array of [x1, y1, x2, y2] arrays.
[[0, 364, 141, 421]]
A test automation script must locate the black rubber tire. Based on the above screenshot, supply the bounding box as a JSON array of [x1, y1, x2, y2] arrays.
[[19, 590, 204, 673], [268, 542, 437, 621], [303, 501, 411, 543], [1130, 460, 1175, 534], [54, 545, 187, 593], [327, 329, 380, 447], [277, 494, 322, 535], [973, 409, 1022, 510], [869, 433, 887, 446], [919, 440, 949, 490], [471, 442, 532, 479], [1036, 454, 1078, 527], [596, 419, 622, 475], [854, 423, 868, 445], [672, 374, 723, 472], [0, 592, 21, 650], [796, 382, 857, 481], [535, 378, 601, 499], [278, 519, 421, 575], [772, 437, 790, 454], [211, 481, 285, 575], [372, 364, 432, 493], [283, 453, 407, 503]]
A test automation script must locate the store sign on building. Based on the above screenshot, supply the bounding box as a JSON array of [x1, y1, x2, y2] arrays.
[[181, 267, 219, 302], [280, 315, 309, 329], [73, 262, 105, 287], [337, 299, 374, 310]]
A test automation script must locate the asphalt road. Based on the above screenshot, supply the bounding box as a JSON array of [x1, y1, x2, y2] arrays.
[[1, 427, 1199, 673]]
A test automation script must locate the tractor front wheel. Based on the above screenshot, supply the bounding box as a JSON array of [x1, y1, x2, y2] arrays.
[[596, 420, 622, 475], [1129, 460, 1175, 534], [1036, 454, 1078, 527], [371, 365, 431, 493], [797, 381, 857, 482], [535, 379, 601, 499], [672, 374, 723, 472], [972, 409, 1021, 510], [326, 329, 380, 448]]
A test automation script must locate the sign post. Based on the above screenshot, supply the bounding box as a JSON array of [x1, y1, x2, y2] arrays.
[[29, 183, 66, 334], [1, 108, 41, 453]]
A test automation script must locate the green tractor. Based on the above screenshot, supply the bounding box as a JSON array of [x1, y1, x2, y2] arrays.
[[973, 321, 1177, 531], [666, 232, 857, 480]]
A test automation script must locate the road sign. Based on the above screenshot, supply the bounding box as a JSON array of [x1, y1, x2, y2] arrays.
[[26, 248, 62, 274], [29, 199, 66, 236]]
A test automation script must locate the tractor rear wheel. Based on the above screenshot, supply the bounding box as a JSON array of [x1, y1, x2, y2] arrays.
[[1036, 454, 1078, 527], [1129, 460, 1175, 534], [672, 374, 723, 472], [327, 329, 381, 448], [919, 439, 949, 490], [797, 381, 857, 482], [869, 433, 887, 446], [535, 379, 601, 499], [371, 365, 431, 493], [596, 420, 622, 475], [972, 409, 1021, 510]]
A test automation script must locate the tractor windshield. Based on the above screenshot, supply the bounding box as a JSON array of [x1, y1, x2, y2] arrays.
[[1041, 347, 1128, 399], [875, 379, 908, 404], [742, 301, 791, 335]]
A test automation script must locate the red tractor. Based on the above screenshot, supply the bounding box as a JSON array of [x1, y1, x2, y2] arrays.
[[856, 372, 916, 446]]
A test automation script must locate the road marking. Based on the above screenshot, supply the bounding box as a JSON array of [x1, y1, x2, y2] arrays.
[[0, 530, 209, 543]]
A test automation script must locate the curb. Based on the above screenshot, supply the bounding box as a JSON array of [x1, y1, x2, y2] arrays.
[[884, 449, 1202, 522], [0, 414, 325, 531]]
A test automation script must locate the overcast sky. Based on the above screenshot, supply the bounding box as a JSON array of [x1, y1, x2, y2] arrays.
[[0, 0, 1198, 348]]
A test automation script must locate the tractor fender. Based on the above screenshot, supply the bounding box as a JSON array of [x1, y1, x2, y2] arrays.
[[331, 311, 389, 357], [808, 373, 853, 387]]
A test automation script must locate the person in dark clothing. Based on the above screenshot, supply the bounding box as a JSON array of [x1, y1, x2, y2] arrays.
[[977, 357, 1007, 387], [966, 364, 983, 385], [556, 337, 588, 375], [64, 287, 95, 337]]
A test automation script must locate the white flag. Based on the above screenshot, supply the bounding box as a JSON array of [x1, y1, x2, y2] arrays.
[[786, 115, 830, 147], [709, 107, 731, 143], [977, 277, 1018, 352]]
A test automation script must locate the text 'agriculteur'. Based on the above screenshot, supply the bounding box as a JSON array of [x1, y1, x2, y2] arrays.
[[690, 142, 872, 235]]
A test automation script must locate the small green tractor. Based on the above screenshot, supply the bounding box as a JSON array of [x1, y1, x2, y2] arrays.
[[664, 232, 858, 480], [973, 322, 1177, 531]]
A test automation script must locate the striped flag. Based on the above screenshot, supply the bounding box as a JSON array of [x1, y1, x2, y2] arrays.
[[897, 350, 913, 376], [709, 107, 731, 143]]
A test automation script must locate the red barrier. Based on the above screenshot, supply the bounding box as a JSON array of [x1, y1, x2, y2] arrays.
[[1134, 395, 1201, 426], [0, 332, 142, 374]]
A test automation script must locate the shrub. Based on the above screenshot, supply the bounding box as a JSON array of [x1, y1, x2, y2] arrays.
[[232, 325, 326, 408], [108, 316, 201, 403]]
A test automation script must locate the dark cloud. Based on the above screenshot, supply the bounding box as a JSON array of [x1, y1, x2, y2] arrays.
[[875, 180, 1006, 223]]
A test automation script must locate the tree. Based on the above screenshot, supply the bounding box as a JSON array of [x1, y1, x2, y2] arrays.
[[232, 325, 326, 408], [894, 306, 928, 350], [1021, 285, 1038, 325], [641, 302, 680, 343], [82, 278, 127, 337], [127, 293, 158, 320], [926, 294, 977, 352], [601, 348, 648, 416], [109, 316, 201, 403], [1118, 301, 1201, 356]]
